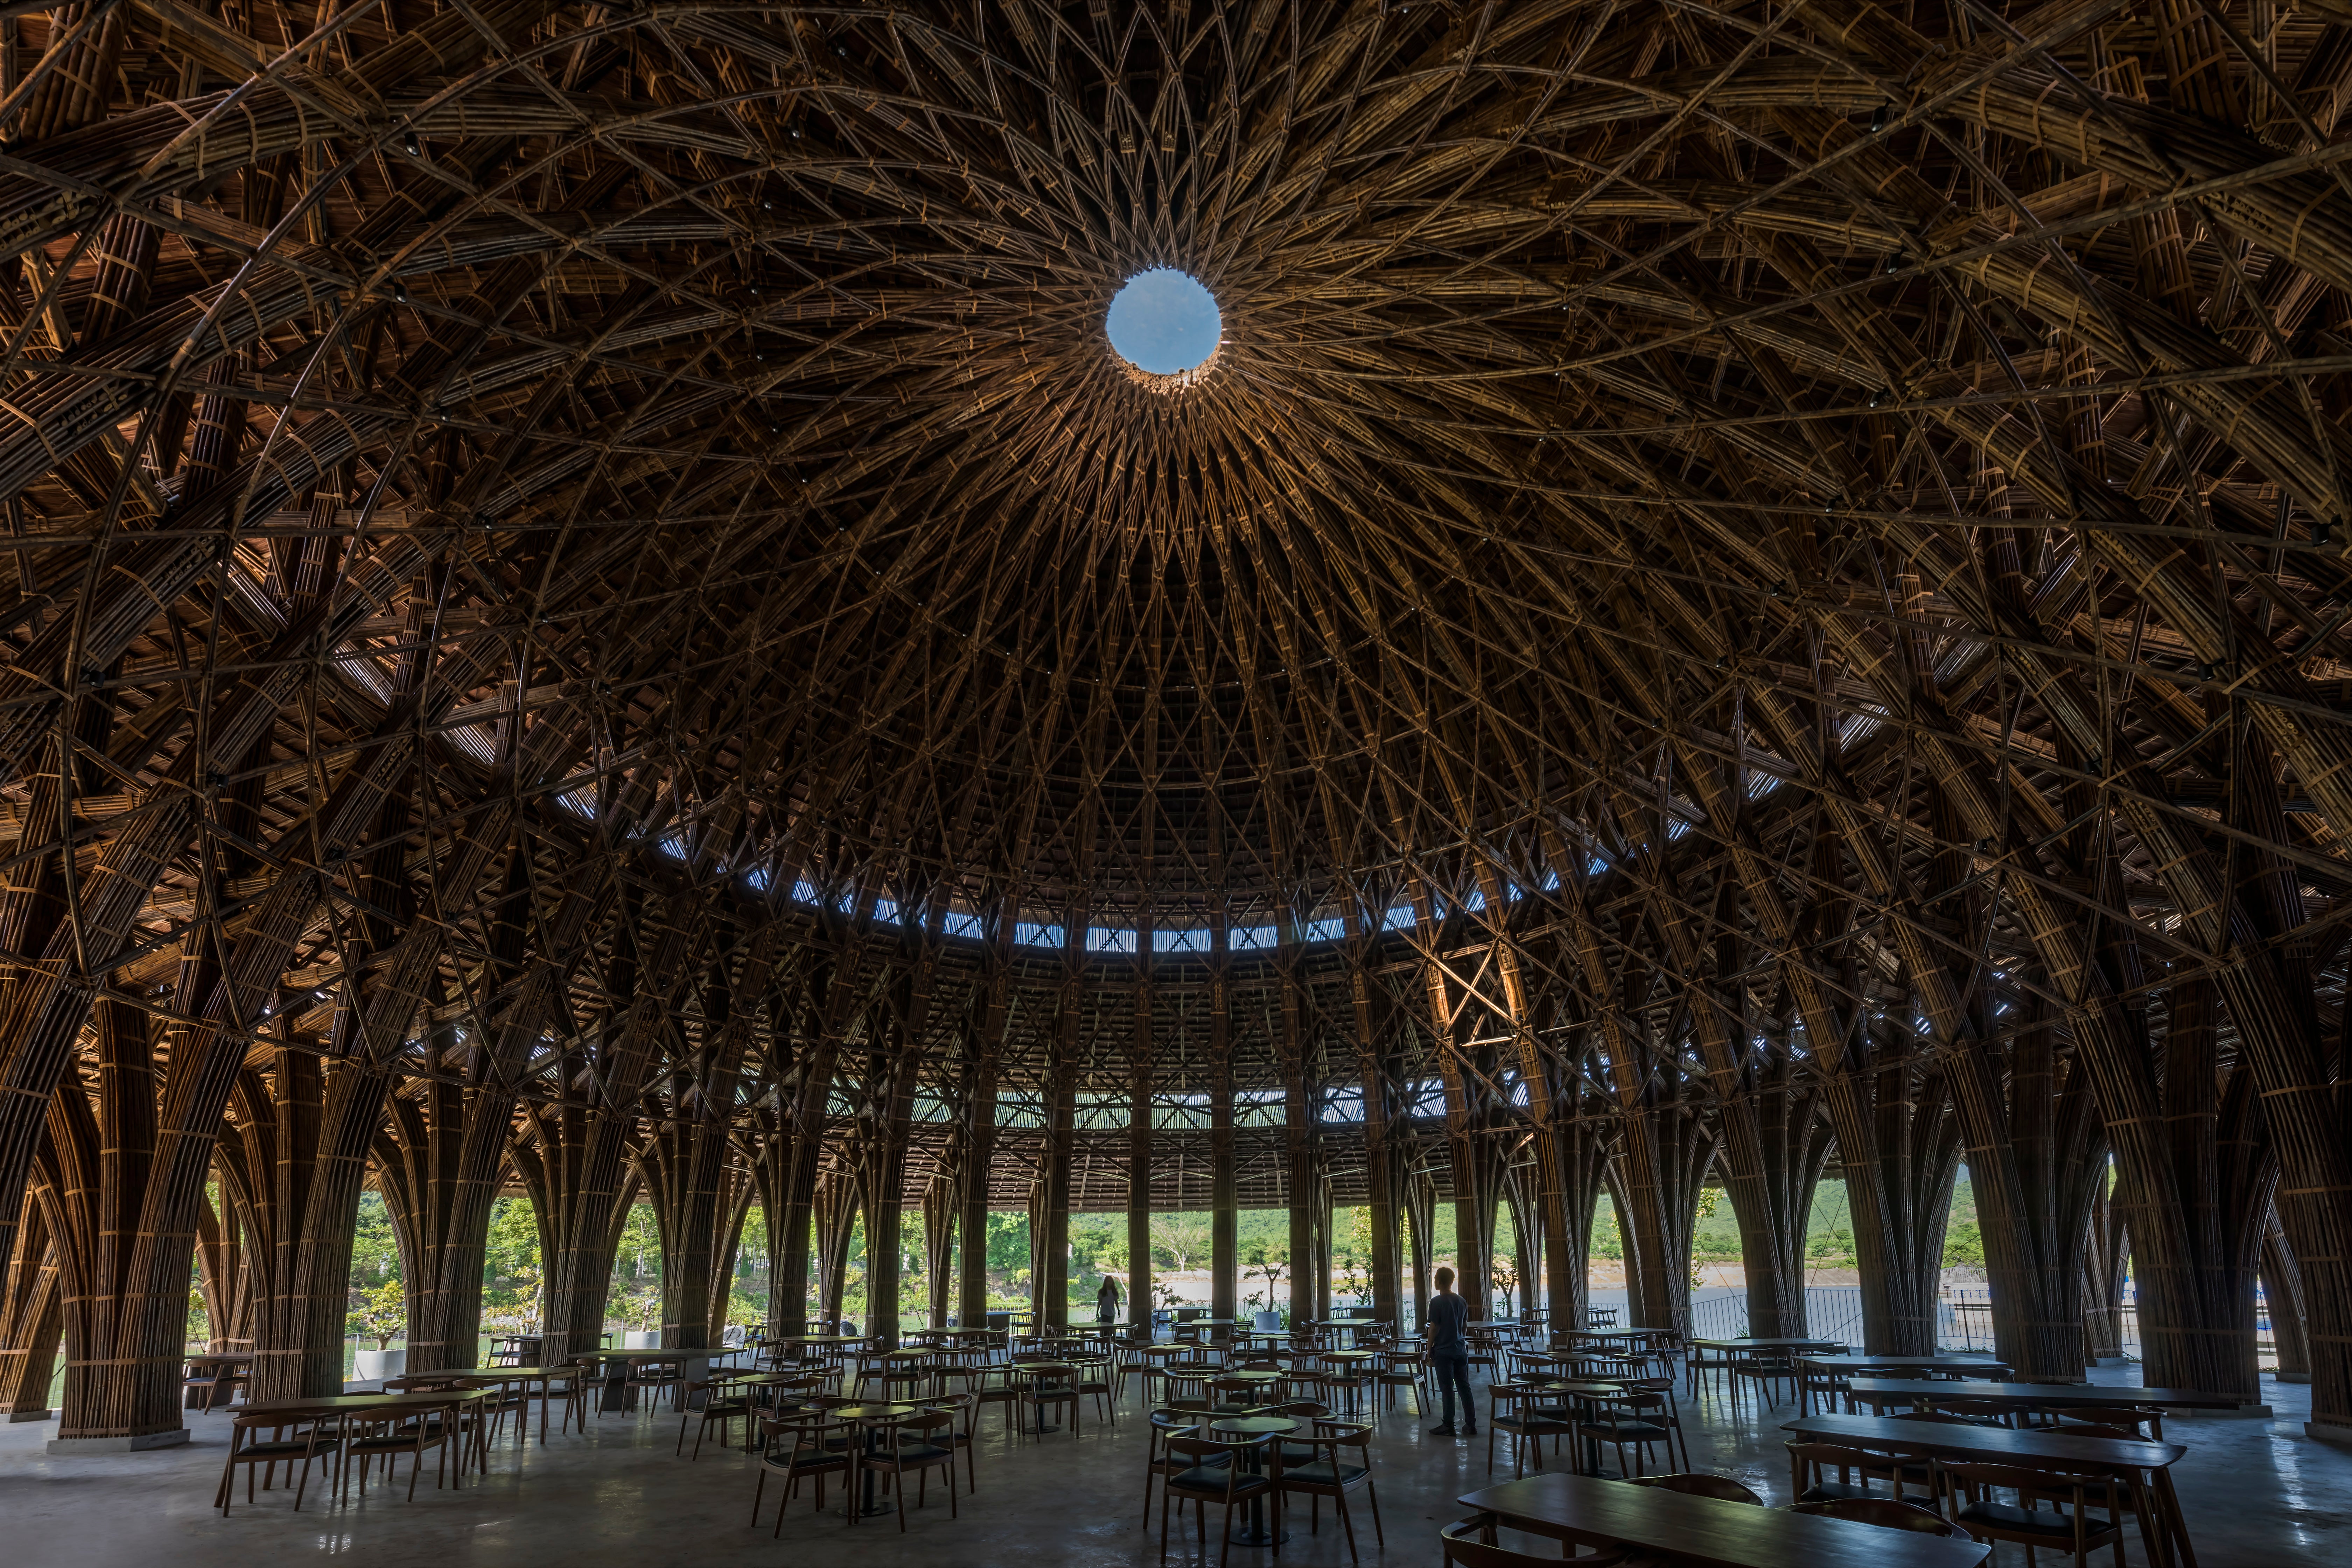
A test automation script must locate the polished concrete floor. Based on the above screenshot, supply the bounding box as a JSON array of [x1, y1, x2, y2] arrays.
[[2, 1365, 2344, 1564]]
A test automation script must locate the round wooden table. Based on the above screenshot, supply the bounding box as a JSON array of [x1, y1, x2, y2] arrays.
[[833, 1402, 920, 1518], [1209, 1415, 1298, 1545], [1011, 1360, 1078, 1434]]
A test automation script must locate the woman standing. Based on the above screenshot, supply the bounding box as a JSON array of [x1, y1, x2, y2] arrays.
[[1097, 1273, 1123, 1325]]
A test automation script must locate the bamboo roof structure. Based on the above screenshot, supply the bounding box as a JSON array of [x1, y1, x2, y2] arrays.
[[3, 0, 2352, 1432]]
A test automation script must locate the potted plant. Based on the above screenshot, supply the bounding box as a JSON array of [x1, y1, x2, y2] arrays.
[[348, 1278, 407, 1382]]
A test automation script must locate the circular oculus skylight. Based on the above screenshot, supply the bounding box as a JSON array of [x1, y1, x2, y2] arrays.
[[1106, 268, 1221, 385]]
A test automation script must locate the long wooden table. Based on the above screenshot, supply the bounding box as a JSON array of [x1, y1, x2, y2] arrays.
[[573, 1348, 714, 1412], [1842, 1378, 2244, 1412], [1781, 1412, 2196, 1566], [1459, 1470, 1988, 1567], [1794, 1357, 2011, 1413], [1801, 1355, 2010, 1373], [238, 1390, 499, 1482], [1690, 1337, 1845, 1350]]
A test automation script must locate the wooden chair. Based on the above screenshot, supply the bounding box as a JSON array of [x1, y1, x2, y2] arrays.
[[1785, 1438, 1927, 1505], [1072, 1353, 1119, 1424], [215, 1413, 336, 1514], [1488, 1381, 1574, 1479], [1016, 1362, 1081, 1440], [1208, 1375, 1267, 1412], [1625, 1471, 1762, 1504], [541, 1360, 596, 1439], [1377, 1347, 1426, 1415], [1112, 1337, 1159, 1402], [1790, 1497, 1975, 1538], [1571, 1388, 1674, 1480], [622, 1356, 685, 1415], [338, 1409, 450, 1503], [676, 1378, 756, 1458], [1933, 1458, 2130, 1564], [1322, 1358, 1377, 1418], [1271, 1395, 1331, 1470], [922, 1390, 981, 1493], [1160, 1433, 1273, 1568], [1618, 1377, 1694, 1471], [2056, 1407, 2164, 1441], [1797, 1362, 1849, 1416], [1144, 1405, 1223, 1527], [1729, 1348, 1798, 1414], [854, 1410, 960, 1531], [184, 1359, 246, 1413], [1161, 1362, 1214, 1404], [749, 1414, 850, 1529], [1276, 1419, 1385, 1562]]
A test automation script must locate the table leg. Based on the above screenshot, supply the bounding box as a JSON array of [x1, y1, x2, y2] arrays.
[[2153, 1466, 2196, 1568], [842, 1429, 896, 1518], [1226, 1447, 1288, 1546]]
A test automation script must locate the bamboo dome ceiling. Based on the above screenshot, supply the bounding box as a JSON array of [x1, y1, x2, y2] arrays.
[[3, 0, 2351, 1033]]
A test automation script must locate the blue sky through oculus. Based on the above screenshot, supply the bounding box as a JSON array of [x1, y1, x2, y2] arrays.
[[1106, 269, 1220, 374]]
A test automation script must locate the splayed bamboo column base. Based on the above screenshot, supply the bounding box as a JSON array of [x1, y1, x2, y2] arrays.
[[48, 1428, 190, 1453]]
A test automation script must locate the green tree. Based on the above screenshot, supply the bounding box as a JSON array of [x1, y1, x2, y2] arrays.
[[1150, 1211, 1211, 1271], [1589, 1196, 1624, 1261], [347, 1278, 407, 1350], [483, 1195, 541, 1289], [349, 1190, 401, 1299]]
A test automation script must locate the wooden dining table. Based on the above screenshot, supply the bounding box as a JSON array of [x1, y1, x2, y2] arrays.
[[1781, 1412, 2197, 1566], [573, 1348, 715, 1412], [1209, 1414, 1297, 1545], [1459, 1470, 1989, 1567], [1841, 1378, 2245, 1413], [238, 1389, 500, 1483], [830, 1402, 919, 1519], [1786, 1354, 2007, 1413], [1690, 1337, 1845, 1350]]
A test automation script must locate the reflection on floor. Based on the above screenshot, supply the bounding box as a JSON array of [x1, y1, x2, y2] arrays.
[[1, 1364, 2343, 1565]]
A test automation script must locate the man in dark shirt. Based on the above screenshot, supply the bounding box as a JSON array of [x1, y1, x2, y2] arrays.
[[1424, 1265, 1478, 1435]]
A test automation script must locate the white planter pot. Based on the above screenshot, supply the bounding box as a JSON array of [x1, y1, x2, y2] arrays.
[[623, 1330, 662, 1349], [355, 1348, 405, 1382], [1252, 1310, 1284, 1332]]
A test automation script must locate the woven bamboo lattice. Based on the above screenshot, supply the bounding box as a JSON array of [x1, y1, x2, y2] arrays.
[[0, 0, 2343, 1439]]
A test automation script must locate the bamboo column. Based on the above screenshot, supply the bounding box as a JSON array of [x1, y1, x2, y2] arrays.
[[1277, 936, 1316, 1326], [1348, 950, 1402, 1328], [1038, 976, 1078, 1332], [638, 932, 762, 1353], [921, 1172, 955, 1330], [776, 923, 877, 1336], [1403, 1168, 1434, 1328], [813, 1170, 858, 1330], [192, 1179, 253, 1354], [2082, 1175, 2128, 1365], [1209, 984, 1238, 1328], [1128, 950, 1155, 1339], [861, 933, 941, 1350], [955, 1006, 1005, 1329], [0, 1193, 59, 1420], [2263, 1206, 2311, 1384], [1946, 991, 2105, 1383]]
